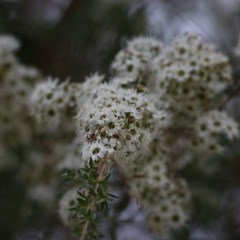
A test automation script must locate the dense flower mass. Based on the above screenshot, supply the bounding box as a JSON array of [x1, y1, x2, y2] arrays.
[[191, 110, 239, 154], [107, 33, 239, 233], [1, 32, 239, 239], [151, 34, 232, 113], [30, 77, 81, 128], [29, 33, 239, 235], [111, 36, 163, 91], [76, 83, 168, 166]]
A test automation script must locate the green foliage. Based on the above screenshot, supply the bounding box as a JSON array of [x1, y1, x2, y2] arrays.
[[64, 159, 116, 239]]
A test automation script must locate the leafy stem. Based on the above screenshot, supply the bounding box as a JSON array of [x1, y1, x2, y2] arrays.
[[64, 154, 116, 240], [80, 155, 108, 240]]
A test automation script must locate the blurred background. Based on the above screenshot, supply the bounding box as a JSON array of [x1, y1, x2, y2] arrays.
[[1, 0, 240, 80], [1, 0, 240, 239], [0, 0, 144, 82]]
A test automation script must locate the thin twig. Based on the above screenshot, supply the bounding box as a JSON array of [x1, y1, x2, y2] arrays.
[[80, 156, 108, 240]]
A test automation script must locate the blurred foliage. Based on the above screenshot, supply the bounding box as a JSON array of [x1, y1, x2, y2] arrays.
[[0, 0, 144, 81]]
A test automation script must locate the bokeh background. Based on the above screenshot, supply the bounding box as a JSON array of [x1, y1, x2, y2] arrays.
[[0, 0, 144, 82]]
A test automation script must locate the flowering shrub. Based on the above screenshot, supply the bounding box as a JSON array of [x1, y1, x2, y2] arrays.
[[1, 33, 239, 239]]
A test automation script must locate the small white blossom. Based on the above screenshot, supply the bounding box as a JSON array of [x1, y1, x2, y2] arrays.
[[82, 141, 114, 161], [195, 110, 239, 141]]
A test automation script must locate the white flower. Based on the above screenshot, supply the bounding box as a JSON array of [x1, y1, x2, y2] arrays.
[[30, 77, 78, 128], [195, 110, 239, 140], [82, 141, 114, 162], [76, 73, 105, 105], [127, 36, 163, 58]]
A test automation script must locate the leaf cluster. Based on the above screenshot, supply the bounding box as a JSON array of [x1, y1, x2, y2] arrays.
[[64, 159, 117, 239]]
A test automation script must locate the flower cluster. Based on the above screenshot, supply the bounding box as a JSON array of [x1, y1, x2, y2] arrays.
[[30, 77, 81, 128], [76, 83, 168, 167], [192, 110, 239, 154], [9, 32, 238, 238], [0, 36, 41, 169], [145, 179, 190, 233], [0, 36, 66, 212], [151, 33, 231, 114], [111, 135, 191, 233], [111, 36, 163, 91], [108, 33, 239, 234]]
